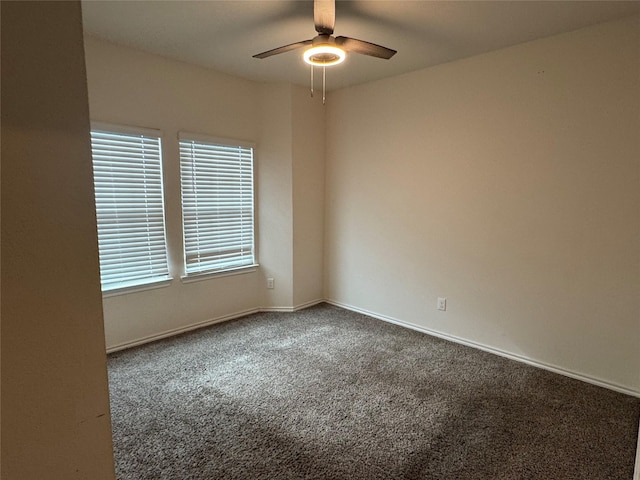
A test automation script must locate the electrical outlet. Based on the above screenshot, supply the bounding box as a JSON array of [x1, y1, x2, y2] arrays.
[[266, 278, 274, 289], [437, 297, 447, 311]]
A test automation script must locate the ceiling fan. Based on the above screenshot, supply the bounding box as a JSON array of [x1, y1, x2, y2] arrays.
[[253, 0, 396, 102]]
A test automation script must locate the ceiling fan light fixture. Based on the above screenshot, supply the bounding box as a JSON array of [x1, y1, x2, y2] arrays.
[[303, 45, 345, 66]]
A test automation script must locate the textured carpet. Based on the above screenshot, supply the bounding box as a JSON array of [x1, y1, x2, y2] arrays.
[[108, 303, 640, 479]]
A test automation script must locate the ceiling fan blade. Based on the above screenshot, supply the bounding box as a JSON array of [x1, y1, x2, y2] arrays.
[[314, 0, 335, 35], [335, 36, 396, 59], [253, 40, 313, 59]]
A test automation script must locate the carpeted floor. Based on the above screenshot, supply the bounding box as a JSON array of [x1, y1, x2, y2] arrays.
[[108, 303, 640, 479]]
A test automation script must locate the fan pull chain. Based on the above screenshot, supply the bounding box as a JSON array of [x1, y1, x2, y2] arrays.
[[310, 64, 314, 98], [322, 66, 326, 105], [309, 64, 328, 105]]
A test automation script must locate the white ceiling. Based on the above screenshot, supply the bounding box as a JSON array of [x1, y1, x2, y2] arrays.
[[81, 1, 640, 91]]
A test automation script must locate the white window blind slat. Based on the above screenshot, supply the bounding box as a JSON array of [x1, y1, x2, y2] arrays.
[[179, 136, 255, 276], [91, 127, 170, 291]]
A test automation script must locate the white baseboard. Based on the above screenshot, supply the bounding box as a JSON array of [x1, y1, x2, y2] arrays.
[[293, 298, 325, 311], [260, 298, 325, 313], [106, 297, 639, 399], [106, 307, 261, 353], [106, 299, 324, 353], [325, 299, 640, 399]]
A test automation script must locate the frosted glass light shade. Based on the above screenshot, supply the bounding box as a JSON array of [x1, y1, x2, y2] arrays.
[[303, 45, 345, 66]]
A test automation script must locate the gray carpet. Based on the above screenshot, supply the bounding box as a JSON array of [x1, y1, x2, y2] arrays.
[[108, 303, 640, 479]]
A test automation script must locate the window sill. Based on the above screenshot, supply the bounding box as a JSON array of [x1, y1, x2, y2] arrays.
[[180, 264, 259, 284], [102, 277, 173, 298]]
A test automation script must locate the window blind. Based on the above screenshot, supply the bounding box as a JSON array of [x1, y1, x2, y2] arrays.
[[90, 127, 170, 291], [179, 135, 255, 276]]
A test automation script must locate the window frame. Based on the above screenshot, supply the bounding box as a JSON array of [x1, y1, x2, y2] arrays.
[[90, 122, 172, 294], [178, 132, 257, 280]]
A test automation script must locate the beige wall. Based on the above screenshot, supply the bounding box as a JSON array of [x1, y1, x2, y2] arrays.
[[84, 38, 325, 349], [84, 37, 265, 349], [292, 86, 326, 308], [258, 83, 326, 310], [258, 83, 295, 308], [324, 16, 640, 394], [1, 2, 115, 478]]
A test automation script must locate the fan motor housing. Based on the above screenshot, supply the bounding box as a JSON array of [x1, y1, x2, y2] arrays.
[[308, 50, 341, 63], [305, 34, 345, 66]]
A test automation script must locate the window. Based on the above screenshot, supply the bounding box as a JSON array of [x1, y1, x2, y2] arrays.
[[90, 125, 170, 291], [179, 134, 255, 276]]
